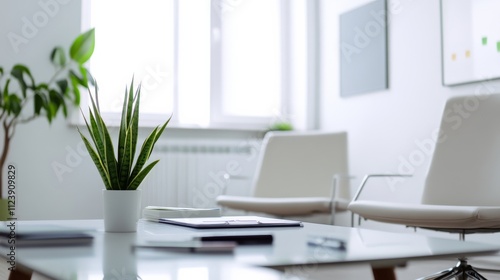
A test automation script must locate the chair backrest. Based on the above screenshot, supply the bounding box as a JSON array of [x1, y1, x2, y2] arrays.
[[422, 94, 500, 206], [251, 131, 349, 200]]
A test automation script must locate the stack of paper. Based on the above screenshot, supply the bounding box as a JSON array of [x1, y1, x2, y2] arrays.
[[142, 206, 221, 222]]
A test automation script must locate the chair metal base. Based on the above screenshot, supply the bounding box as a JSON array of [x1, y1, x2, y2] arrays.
[[417, 259, 487, 280]]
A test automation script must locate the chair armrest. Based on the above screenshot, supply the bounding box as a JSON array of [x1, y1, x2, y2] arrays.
[[330, 174, 356, 202], [351, 174, 413, 202], [329, 174, 356, 224], [349, 174, 412, 227]]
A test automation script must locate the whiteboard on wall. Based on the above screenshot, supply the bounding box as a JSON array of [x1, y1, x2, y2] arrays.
[[441, 0, 500, 86], [339, 0, 388, 97]]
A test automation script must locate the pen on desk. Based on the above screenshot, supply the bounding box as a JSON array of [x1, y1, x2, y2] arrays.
[[307, 236, 346, 251], [197, 234, 273, 245]]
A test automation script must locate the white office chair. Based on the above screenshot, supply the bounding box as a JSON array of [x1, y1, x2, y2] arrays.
[[216, 131, 350, 225], [348, 94, 500, 280]]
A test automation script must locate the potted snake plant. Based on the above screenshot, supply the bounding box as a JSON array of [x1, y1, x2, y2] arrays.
[[78, 79, 170, 232]]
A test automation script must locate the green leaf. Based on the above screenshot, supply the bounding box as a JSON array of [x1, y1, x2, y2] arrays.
[[89, 88, 120, 189], [78, 77, 170, 191], [49, 89, 67, 117], [11, 64, 35, 97], [86, 69, 95, 86], [129, 127, 158, 181], [34, 93, 45, 115], [88, 108, 106, 160], [150, 116, 171, 157], [129, 84, 140, 169], [118, 125, 134, 188], [69, 70, 88, 87], [89, 90, 106, 147], [50, 46, 67, 67], [78, 129, 112, 189], [56, 79, 69, 96], [117, 86, 130, 170], [127, 160, 159, 190], [8, 94, 22, 116], [2, 79, 11, 107], [78, 65, 89, 86], [69, 72, 81, 105], [70, 28, 95, 64], [103, 127, 120, 189]]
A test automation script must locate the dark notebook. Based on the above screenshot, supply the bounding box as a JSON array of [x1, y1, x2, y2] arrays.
[[0, 224, 94, 247]]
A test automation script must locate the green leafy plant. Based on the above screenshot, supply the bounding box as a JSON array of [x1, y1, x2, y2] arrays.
[[78, 80, 170, 190], [0, 28, 95, 199], [268, 121, 293, 131]]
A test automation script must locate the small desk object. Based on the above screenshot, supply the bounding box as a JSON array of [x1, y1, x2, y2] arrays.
[[159, 215, 303, 229], [1, 218, 499, 280]]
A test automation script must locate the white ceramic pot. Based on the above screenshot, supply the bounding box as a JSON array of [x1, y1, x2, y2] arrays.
[[103, 189, 142, 232]]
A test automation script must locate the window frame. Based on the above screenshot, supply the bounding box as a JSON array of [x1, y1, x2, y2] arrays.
[[78, 0, 313, 131]]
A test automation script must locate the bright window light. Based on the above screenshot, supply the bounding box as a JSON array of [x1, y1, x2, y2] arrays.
[[89, 0, 174, 116], [84, 0, 307, 129], [219, 0, 282, 118]]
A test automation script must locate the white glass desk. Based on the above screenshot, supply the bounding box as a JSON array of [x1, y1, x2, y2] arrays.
[[2, 219, 499, 280]]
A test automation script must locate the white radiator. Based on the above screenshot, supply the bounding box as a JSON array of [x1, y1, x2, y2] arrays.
[[140, 138, 261, 209]]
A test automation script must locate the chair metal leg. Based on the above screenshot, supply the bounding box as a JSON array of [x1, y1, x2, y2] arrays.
[[417, 259, 488, 280]]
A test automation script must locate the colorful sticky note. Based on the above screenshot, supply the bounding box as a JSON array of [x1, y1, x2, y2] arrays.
[[451, 53, 456, 61], [465, 50, 470, 58], [497, 41, 500, 52], [482, 37, 488, 45]]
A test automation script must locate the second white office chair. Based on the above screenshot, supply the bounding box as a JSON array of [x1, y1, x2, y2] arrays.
[[349, 94, 500, 280], [216, 131, 350, 224]]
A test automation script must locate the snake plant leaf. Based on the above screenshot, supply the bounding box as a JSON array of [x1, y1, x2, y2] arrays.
[[118, 125, 134, 189], [118, 85, 132, 180], [78, 130, 112, 189], [129, 127, 158, 181], [87, 91, 120, 189], [102, 125, 120, 189], [50, 46, 67, 67], [79, 79, 169, 191], [126, 80, 135, 124], [87, 109, 105, 158], [70, 28, 95, 64], [129, 85, 140, 164], [149, 117, 170, 157], [89, 92, 107, 158], [90, 102, 117, 188], [127, 160, 160, 190], [82, 108, 107, 174]]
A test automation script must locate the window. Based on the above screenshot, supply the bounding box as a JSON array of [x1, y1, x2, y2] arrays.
[[83, 0, 310, 129]]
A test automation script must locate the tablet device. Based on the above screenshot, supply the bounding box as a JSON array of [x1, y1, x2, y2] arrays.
[[159, 216, 302, 229]]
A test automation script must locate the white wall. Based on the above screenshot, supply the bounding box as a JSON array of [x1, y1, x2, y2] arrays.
[[319, 0, 500, 242], [0, 0, 260, 220], [0, 0, 105, 220]]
